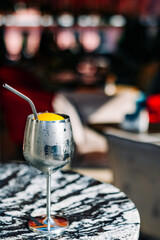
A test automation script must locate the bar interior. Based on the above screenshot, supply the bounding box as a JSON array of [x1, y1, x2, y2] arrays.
[[0, 0, 160, 239]]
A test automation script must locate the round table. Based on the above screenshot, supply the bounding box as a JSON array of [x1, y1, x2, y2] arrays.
[[0, 163, 140, 239]]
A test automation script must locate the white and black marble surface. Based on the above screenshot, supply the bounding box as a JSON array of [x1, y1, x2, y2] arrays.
[[0, 163, 140, 240]]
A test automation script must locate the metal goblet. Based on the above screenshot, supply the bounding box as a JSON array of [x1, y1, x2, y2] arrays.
[[23, 113, 74, 234]]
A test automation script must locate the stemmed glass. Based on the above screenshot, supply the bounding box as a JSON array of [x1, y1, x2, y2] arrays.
[[3, 84, 74, 234], [23, 113, 74, 234]]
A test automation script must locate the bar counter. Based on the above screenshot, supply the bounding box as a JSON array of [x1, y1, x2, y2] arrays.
[[0, 163, 140, 239]]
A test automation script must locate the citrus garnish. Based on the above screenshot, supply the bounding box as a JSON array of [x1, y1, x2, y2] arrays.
[[37, 112, 64, 121]]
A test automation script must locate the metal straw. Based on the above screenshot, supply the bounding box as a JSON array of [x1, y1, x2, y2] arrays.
[[3, 83, 38, 120]]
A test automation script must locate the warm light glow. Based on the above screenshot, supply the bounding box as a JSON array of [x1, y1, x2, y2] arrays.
[[56, 30, 77, 51], [4, 27, 23, 61], [5, 8, 41, 27], [4, 8, 42, 59], [80, 31, 100, 52]]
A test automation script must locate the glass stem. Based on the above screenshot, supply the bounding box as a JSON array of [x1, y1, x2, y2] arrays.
[[47, 174, 51, 230]]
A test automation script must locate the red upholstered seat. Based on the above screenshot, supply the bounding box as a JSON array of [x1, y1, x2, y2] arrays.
[[1, 65, 54, 144], [146, 94, 160, 123]]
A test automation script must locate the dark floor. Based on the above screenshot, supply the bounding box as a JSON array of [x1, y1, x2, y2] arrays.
[[139, 234, 158, 240]]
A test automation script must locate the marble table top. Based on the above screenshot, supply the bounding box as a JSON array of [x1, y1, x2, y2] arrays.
[[0, 163, 140, 240]]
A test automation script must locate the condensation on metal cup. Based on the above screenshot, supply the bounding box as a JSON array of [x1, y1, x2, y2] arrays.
[[23, 113, 74, 175], [23, 113, 74, 234]]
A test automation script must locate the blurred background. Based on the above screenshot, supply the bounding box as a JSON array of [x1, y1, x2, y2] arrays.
[[1, 0, 160, 160], [0, 1, 160, 239]]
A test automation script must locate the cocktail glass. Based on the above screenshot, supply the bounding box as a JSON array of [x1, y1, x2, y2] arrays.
[[23, 113, 74, 234]]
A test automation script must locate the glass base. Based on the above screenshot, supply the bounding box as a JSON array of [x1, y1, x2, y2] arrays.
[[28, 215, 69, 234]]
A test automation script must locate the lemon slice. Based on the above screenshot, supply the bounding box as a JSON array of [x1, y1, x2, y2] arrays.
[[37, 113, 64, 121]]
